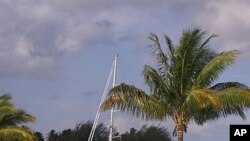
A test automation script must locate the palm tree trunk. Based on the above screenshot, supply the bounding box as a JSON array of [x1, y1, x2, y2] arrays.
[[177, 128, 183, 141]]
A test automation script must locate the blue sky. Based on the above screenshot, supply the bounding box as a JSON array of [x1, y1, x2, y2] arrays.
[[1, 0, 250, 140]]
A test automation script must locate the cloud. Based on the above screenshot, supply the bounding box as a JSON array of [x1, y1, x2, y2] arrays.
[[0, 1, 59, 78], [2, 0, 248, 78], [0, 1, 110, 78], [49, 0, 166, 9], [164, 0, 250, 58], [0, 0, 170, 78], [0, 34, 56, 78], [192, 1, 250, 55], [168, 0, 206, 13]]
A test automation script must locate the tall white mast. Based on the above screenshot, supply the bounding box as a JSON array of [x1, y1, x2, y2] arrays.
[[109, 54, 118, 141], [88, 54, 118, 141]]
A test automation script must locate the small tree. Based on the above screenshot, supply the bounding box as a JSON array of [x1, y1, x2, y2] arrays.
[[34, 132, 45, 141], [47, 130, 58, 141]]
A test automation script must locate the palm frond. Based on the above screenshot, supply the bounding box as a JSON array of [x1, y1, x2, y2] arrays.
[[101, 83, 166, 120], [194, 50, 240, 88], [0, 94, 12, 103], [147, 33, 170, 80], [0, 127, 34, 141], [199, 34, 218, 49], [0, 106, 15, 120], [173, 28, 213, 94], [183, 88, 219, 113], [216, 87, 250, 119], [177, 28, 205, 54], [0, 109, 36, 128], [143, 65, 174, 97], [192, 87, 250, 125], [210, 82, 248, 91], [164, 34, 174, 58], [192, 106, 220, 125]]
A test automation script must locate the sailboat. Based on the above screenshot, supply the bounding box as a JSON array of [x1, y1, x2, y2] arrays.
[[88, 54, 119, 141]]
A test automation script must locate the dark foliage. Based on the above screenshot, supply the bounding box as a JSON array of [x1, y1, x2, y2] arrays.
[[46, 121, 172, 141], [122, 125, 172, 141], [46, 121, 109, 141], [34, 132, 45, 141]]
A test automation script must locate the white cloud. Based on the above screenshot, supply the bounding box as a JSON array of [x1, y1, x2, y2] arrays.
[[0, 33, 56, 78], [0, 0, 169, 78], [194, 0, 250, 54], [14, 36, 34, 57], [2, 0, 248, 104], [0, 1, 106, 78]]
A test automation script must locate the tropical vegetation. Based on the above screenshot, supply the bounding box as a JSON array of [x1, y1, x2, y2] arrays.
[[47, 121, 109, 141], [46, 121, 172, 141], [101, 28, 250, 141], [122, 125, 171, 141], [0, 94, 36, 141]]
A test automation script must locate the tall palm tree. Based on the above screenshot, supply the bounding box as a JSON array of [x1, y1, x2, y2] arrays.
[[101, 28, 250, 141], [0, 94, 36, 141]]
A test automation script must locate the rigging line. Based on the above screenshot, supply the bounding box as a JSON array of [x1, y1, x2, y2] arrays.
[[88, 59, 115, 141]]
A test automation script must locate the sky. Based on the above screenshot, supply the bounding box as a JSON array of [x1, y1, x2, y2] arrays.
[[0, 0, 250, 140]]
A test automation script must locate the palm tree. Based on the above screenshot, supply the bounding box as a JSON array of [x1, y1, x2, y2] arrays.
[[101, 28, 250, 141], [0, 94, 36, 141]]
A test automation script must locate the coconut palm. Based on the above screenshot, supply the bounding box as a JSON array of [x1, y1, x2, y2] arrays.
[[0, 94, 36, 141], [101, 28, 250, 141]]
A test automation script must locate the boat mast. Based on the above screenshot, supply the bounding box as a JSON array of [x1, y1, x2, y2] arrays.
[[88, 54, 118, 141], [109, 54, 118, 141]]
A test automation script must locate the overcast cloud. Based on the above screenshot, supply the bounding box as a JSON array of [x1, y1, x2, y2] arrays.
[[194, 0, 250, 54], [0, 1, 250, 141], [0, 0, 169, 78]]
